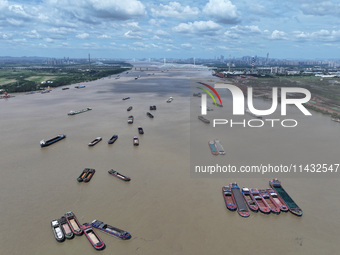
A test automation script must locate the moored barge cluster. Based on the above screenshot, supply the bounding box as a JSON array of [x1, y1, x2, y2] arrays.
[[222, 179, 302, 217]]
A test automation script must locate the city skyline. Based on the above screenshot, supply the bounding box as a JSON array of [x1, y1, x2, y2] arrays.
[[0, 0, 339, 59]]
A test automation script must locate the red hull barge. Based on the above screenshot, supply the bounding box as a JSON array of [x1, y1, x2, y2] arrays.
[[250, 189, 271, 214], [266, 188, 289, 212], [65, 211, 83, 236], [81, 223, 105, 250], [222, 186, 237, 211], [259, 189, 281, 214]]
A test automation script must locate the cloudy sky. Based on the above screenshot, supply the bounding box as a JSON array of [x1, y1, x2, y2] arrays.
[[0, 0, 339, 59]]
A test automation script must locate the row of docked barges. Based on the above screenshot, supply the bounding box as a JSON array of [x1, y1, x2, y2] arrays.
[[222, 179, 303, 217], [51, 211, 131, 250]]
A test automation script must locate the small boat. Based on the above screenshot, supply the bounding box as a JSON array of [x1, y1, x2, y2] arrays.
[[266, 188, 289, 212], [166, 97, 173, 103], [91, 220, 131, 240], [214, 140, 225, 155], [77, 168, 90, 182], [127, 106, 133, 111], [269, 179, 303, 216], [88, 137, 102, 146], [241, 188, 258, 212], [51, 219, 65, 242], [246, 108, 262, 119], [133, 136, 139, 146], [81, 223, 105, 250], [122, 97, 130, 100], [150, 105, 157, 110], [138, 126, 144, 134], [40, 134, 66, 147], [108, 169, 131, 182], [198, 115, 210, 124], [331, 118, 340, 123], [65, 211, 83, 236], [259, 189, 281, 214], [230, 183, 250, 217], [128, 115, 134, 124], [208, 141, 219, 155], [250, 189, 271, 214], [75, 85, 86, 88], [68, 107, 92, 115], [222, 186, 237, 211], [59, 216, 74, 239], [108, 135, 118, 144], [83, 168, 95, 182], [147, 112, 154, 118], [62, 87, 70, 90]]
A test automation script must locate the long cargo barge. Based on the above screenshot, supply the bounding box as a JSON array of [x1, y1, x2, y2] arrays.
[[230, 183, 250, 217], [269, 179, 303, 216]]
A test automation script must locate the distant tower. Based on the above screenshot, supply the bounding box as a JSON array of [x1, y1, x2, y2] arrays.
[[194, 57, 196, 65], [164, 58, 166, 65], [251, 56, 255, 73], [88, 53, 91, 71], [228, 55, 231, 72], [266, 53, 269, 65]]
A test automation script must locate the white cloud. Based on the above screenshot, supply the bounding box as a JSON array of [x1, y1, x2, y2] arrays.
[[173, 20, 221, 35], [293, 29, 340, 42], [203, 0, 240, 24], [151, 2, 200, 19], [97, 34, 111, 39], [270, 30, 288, 40], [76, 33, 90, 39], [123, 30, 142, 39]]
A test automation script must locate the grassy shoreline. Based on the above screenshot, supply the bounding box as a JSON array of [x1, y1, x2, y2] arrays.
[[0, 63, 132, 93]]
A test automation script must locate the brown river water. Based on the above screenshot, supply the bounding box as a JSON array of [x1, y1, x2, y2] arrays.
[[0, 64, 339, 255]]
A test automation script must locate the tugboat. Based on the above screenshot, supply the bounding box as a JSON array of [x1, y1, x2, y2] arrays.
[[91, 220, 131, 240], [81, 223, 106, 250], [51, 219, 65, 242], [222, 186, 237, 211], [40, 134, 66, 147], [269, 179, 303, 216], [138, 127, 144, 134]]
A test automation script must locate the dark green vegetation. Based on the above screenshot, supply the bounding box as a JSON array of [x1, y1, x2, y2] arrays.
[[0, 62, 132, 93]]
